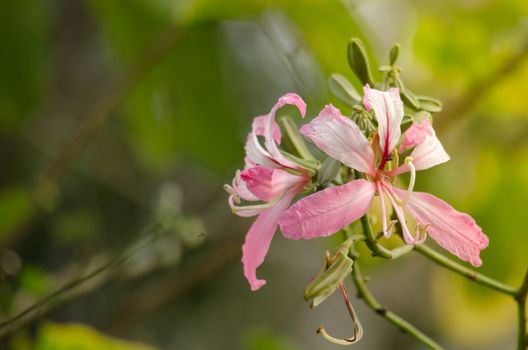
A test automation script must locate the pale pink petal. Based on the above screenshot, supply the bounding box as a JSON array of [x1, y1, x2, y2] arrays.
[[252, 115, 281, 144], [389, 134, 450, 177], [264, 93, 307, 168], [401, 118, 449, 171], [241, 166, 307, 202], [300, 105, 375, 176], [363, 85, 403, 155], [278, 179, 376, 239], [236, 170, 258, 200], [388, 119, 450, 176], [242, 189, 299, 291], [394, 188, 489, 267], [244, 133, 279, 168], [410, 134, 450, 171], [399, 119, 435, 153]]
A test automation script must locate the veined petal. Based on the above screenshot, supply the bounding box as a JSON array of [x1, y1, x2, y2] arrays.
[[278, 179, 376, 239], [389, 134, 450, 176], [252, 115, 281, 144], [244, 133, 279, 168], [399, 118, 434, 153], [363, 85, 403, 155], [410, 134, 450, 171], [241, 166, 307, 202], [394, 188, 489, 267], [242, 189, 298, 291], [231, 170, 259, 202], [300, 105, 375, 176], [264, 93, 307, 168], [389, 119, 450, 176]]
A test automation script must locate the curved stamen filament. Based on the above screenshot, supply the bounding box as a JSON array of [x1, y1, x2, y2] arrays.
[[405, 156, 416, 194], [383, 157, 415, 207], [376, 181, 389, 238], [413, 224, 429, 244], [385, 189, 414, 244], [230, 194, 282, 216], [316, 283, 363, 346]]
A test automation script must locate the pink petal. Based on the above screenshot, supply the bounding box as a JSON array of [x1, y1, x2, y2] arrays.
[[241, 166, 307, 202], [232, 170, 259, 201], [399, 118, 435, 153], [394, 188, 489, 267], [300, 105, 375, 176], [244, 133, 279, 168], [242, 189, 299, 291], [389, 134, 450, 177], [264, 93, 307, 168], [278, 179, 376, 239], [252, 115, 281, 144], [409, 134, 450, 171], [363, 85, 403, 155], [389, 119, 450, 176], [402, 119, 450, 170]]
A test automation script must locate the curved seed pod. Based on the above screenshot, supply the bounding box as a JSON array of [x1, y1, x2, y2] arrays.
[[304, 249, 354, 307]]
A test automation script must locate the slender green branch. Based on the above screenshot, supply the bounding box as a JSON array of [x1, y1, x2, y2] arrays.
[[515, 266, 528, 349], [413, 244, 518, 297], [360, 214, 413, 260], [349, 250, 444, 350]]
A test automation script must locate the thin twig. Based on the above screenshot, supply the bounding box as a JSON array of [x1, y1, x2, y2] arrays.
[[360, 214, 413, 260], [349, 247, 444, 350], [515, 266, 528, 349], [413, 243, 518, 297]]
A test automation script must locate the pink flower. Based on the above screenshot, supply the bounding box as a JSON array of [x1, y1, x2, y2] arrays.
[[278, 86, 488, 267], [225, 93, 311, 291]]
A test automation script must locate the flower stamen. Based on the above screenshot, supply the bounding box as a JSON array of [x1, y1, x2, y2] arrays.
[[316, 283, 363, 346], [376, 181, 390, 238]]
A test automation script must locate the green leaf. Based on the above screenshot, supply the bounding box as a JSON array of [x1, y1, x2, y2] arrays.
[[36, 322, 158, 350], [328, 74, 362, 106], [389, 43, 400, 65], [317, 157, 341, 186], [347, 38, 375, 86], [242, 328, 298, 350], [304, 250, 353, 306], [400, 89, 420, 110], [416, 95, 443, 113]]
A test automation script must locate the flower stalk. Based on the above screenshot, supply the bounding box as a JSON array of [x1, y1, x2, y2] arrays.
[[344, 236, 444, 350]]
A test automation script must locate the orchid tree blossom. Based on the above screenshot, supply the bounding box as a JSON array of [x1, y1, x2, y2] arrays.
[[278, 86, 488, 267], [224, 93, 312, 291]]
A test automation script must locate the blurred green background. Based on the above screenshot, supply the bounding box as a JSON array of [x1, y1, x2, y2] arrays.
[[0, 0, 527, 349]]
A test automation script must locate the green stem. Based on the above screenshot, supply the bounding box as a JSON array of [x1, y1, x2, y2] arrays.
[[360, 214, 413, 260], [515, 266, 528, 350], [350, 250, 444, 350], [413, 244, 518, 297]]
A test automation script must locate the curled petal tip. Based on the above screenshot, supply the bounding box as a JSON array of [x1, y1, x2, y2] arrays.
[[278, 92, 307, 117], [249, 279, 266, 291]]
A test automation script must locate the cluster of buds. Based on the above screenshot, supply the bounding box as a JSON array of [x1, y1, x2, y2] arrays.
[[224, 38, 488, 344]]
